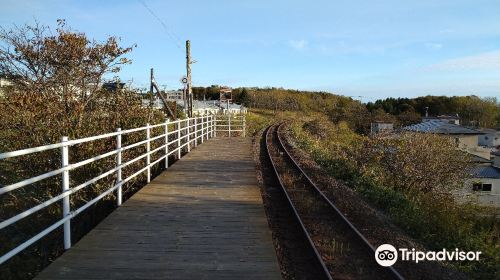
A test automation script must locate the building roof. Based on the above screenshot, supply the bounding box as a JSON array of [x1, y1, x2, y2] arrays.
[[193, 100, 220, 110], [174, 100, 245, 111], [479, 128, 500, 134], [470, 166, 500, 179], [403, 120, 483, 135], [423, 115, 460, 121], [102, 82, 126, 91], [471, 155, 492, 164]]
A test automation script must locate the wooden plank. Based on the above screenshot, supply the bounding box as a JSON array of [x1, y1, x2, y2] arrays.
[[35, 138, 281, 280]]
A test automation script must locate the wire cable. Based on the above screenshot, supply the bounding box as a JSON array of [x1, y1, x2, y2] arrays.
[[137, 0, 183, 50]]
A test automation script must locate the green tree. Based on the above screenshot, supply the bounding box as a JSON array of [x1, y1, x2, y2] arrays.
[[236, 88, 251, 107]]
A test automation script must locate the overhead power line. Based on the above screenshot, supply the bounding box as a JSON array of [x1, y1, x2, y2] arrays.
[[137, 0, 183, 50]]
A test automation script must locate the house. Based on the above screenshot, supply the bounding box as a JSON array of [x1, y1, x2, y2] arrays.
[[464, 165, 500, 207], [221, 102, 247, 115], [478, 128, 500, 148], [190, 100, 221, 116], [403, 120, 489, 159], [494, 152, 500, 168], [406, 117, 500, 207], [166, 90, 183, 102], [370, 121, 394, 135], [102, 82, 126, 92], [173, 100, 247, 116], [422, 114, 460, 125]]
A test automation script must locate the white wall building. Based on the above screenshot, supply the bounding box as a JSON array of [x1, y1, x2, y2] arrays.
[[370, 122, 394, 135], [464, 165, 500, 207], [403, 120, 490, 159], [478, 128, 500, 148]]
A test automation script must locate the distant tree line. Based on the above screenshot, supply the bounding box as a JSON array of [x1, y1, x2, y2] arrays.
[[192, 86, 378, 133], [367, 95, 500, 128], [192, 85, 500, 129]]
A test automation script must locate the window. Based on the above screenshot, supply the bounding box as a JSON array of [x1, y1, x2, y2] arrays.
[[473, 183, 493, 192], [482, 184, 492, 192]]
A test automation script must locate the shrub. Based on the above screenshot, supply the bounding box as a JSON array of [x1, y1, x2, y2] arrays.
[[0, 21, 165, 279]]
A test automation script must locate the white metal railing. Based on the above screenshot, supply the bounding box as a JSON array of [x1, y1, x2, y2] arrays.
[[0, 115, 238, 265], [215, 114, 246, 137]]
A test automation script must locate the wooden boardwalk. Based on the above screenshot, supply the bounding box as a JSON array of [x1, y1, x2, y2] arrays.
[[36, 138, 282, 280]]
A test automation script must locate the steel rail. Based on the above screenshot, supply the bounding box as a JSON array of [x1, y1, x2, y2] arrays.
[[265, 124, 333, 280], [274, 123, 405, 280]]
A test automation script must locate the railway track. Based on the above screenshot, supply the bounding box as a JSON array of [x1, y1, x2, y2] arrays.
[[265, 124, 405, 280]]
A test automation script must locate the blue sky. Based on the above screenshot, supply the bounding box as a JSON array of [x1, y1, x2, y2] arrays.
[[1, 0, 499, 101]]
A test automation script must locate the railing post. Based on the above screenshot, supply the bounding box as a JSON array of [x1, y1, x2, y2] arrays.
[[205, 116, 209, 140], [201, 116, 204, 144], [194, 117, 198, 147], [210, 115, 213, 138], [146, 123, 151, 183], [228, 115, 231, 137], [116, 128, 122, 206], [214, 115, 217, 138], [243, 116, 246, 137], [165, 121, 169, 169], [177, 121, 181, 159], [61, 136, 71, 250], [187, 118, 191, 152]]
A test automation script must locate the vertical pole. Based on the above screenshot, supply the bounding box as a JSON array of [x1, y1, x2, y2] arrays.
[[116, 128, 122, 206], [150, 68, 154, 95], [194, 117, 198, 146], [61, 136, 71, 250], [209, 115, 212, 138], [228, 115, 231, 137], [146, 123, 151, 183], [186, 40, 193, 117], [214, 115, 217, 138], [243, 116, 246, 137], [177, 121, 181, 159], [201, 116, 204, 143], [187, 118, 191, 152], [183, 85, 187, 110], [205, 116, 209, 140], [165, 121, 169, 169], [212, 115, 215, 138]]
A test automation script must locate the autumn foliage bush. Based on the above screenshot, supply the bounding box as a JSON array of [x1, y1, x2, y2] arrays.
[[0, 21, 165, 279]]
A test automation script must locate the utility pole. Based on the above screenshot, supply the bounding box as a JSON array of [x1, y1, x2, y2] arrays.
[[186, 40, 193, 117], [150, 68, 176, 120], [150, 68, 154, 93], [150, 68, 155, 107]]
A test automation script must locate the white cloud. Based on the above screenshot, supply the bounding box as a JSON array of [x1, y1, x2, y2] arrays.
[[289, 39, 308, 51], [425, 50, 500, 71]]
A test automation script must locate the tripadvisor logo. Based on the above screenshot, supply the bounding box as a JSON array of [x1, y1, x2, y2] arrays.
[[375, 244, 481, 267], [375, 244, 398, 266]]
